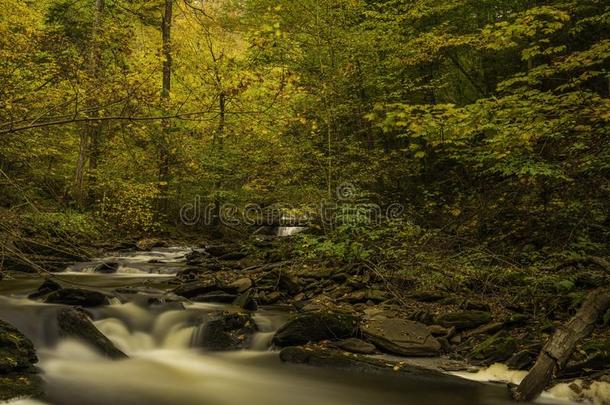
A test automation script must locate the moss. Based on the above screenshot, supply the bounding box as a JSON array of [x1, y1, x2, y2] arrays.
[[273, 312, 359, 346], [470, 331, 518, 365], [0, 321, 43, 401], [0, 373, 43, 402]]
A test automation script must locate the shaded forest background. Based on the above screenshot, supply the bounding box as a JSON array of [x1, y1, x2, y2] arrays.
[[1, 0, 609, 266]]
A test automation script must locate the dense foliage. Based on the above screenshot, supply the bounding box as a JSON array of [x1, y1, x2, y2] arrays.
[[0, 0, 608, 260]]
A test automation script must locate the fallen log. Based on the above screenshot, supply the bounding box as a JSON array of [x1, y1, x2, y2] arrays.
[[512, 287, 610, 401]]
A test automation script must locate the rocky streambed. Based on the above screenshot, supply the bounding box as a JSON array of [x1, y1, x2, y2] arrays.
[[0, 242, 608, 404]]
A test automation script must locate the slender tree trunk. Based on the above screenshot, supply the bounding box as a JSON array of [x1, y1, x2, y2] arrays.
[[212, 91, 225, 228], [74, 134, 89, 203], [158, 0, 173, 214], [75, 0, 104, 207]]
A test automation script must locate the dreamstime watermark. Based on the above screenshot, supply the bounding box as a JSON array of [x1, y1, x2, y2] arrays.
[[179, 182, 405, 227]]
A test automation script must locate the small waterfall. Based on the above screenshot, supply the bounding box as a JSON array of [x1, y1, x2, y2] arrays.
[[276, 226, 306, 237], [65, 247, 191, 276]]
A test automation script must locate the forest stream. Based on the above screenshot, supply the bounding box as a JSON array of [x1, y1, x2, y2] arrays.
[[0, 248, 590, 405]]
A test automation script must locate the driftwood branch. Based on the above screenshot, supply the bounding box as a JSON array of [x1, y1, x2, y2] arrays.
[[512, 287, 610, 401]]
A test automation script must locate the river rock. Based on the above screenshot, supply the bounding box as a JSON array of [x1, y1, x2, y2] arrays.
[[45, 288, 110, 307], [175, 267, 208, 283], [219, 251, 249, 261], [361, 316, 441, 357], [469, 331, 517, 365], [427, 325, 450, 336], [332, 338, 377, 354], [301, 295, 341, 312], [205, 245, 231, 257], [345, 289, 389, 304], [257, 271, 301, 295], [229, 278, 253, 293], [172, 279, 219, 299], [0, 320, 38, 373], [506, 350, 535, 370], [435, 311, 492, 330], [194, 312, 257, 351], [330, 273, 349, 284], [408, 291, 446, 303], [192, 291, 238, 304], [185, 249, 207, 263], [28, 278, 61, 299], [272, 312, 359, 346], [279, 346, 477, 385], [57, 308, 126, 359], [136, 238, 167, 251], [93, 261, 119, 274], [463, 322, 505, 338], [0, 320, 43, 401], [233, 290, 258, 311], [258, 291, 282, 305]]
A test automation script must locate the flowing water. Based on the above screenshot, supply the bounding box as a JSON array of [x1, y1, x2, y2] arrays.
[[0, 248, 592, 405]]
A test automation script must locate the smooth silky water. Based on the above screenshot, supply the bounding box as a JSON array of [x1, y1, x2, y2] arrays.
[[0, 249, 571, 405]]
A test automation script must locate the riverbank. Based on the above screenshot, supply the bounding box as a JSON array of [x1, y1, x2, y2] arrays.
[[1, 234, 608, 404]]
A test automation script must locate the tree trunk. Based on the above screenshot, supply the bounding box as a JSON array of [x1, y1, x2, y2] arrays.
[[75, 0, 104, 207], [158, 0, 173, 214], [513, 287, 610, 401], [74, 133, 89, 204], [211, 91, 225, 228]]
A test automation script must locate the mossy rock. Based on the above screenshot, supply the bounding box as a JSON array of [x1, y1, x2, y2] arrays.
[[194, 312, 257, 351], [272, 312, 359, 346], [44, 288, 110, 307], [0, 373, 43, 401], [0, 320, 43, 401], [0, 321, 38, 373], [435, 311, 492, 330], [469, 331, 517, 365]]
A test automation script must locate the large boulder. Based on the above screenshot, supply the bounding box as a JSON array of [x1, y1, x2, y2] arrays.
[[57, 308, 126, 359], [272, 312, 358, 346], [362, 315, 441, 357], [0, 320, 43, 401], [193, 312, 257, 351], [435, 311, 492, 330], [44, 288, 110, 307]]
